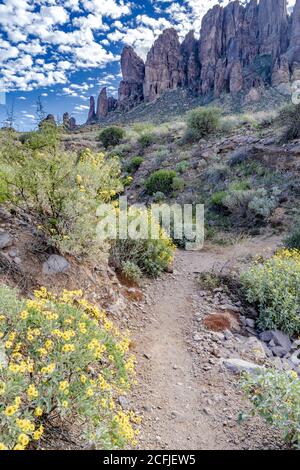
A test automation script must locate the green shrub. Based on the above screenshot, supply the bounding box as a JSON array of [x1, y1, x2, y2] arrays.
[[172, 176, 185, 192], [152, 191, 166, 203], [284, 223, 300, 250], [211, 191, 228, 207], [121, 261, 142, 284], [278, 103, 300, 142], [0, 285, 139, 450], [109, 143, 131, 158], [98, 127, 125, 149], [137, 132, 155, 149], [241, 369, 300, 448], [186, 107, 221, 139], [111, 207, 175, 277], [175, 161, 189, 174], [126, 157, 144, 174], [240, 249, 300, 336], [0, 147, 123, 259], [146, 170, 177, 195]]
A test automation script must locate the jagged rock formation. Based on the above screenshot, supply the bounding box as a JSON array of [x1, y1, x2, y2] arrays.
[[85, 0, 300, 124], [118, 46, 145, 110], [63, 112, 77, 131]]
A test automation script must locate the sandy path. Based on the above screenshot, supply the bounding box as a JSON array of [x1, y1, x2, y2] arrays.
[[131, 236, 281, 450]]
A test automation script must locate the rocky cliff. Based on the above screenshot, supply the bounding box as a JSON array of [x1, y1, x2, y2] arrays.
[[86, 0, 300, 124]]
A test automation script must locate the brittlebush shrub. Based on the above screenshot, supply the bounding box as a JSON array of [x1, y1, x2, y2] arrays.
[[240, 249, 300, 336], [241, 370, 300, 448], [0, 286, 140, 450], [278, 103, 300, 142], [110, 207, 176, 277], [0, 147, 123, 259], [98, 127, 125, 149], [146, 170, 177, 195], [186, 106, 221, 140], [284, 223, 300, 250]]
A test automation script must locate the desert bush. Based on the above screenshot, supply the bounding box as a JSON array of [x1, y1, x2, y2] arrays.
[[98, 127, 125, 149], [211, 191, 228, 207], [284, 223, 300, 250], [109, 143, 132, 158], [121, 261, 142, 285], [0, 285, 139, 450], [221, 188, 277, 220], [152, 191, 166, 203], [0, 147, 123, 259], [126, 157, 144, 174], [278, 103, 300, 142], [172, 176, 185, 192], [240, 249, 300, 336], [110, 207, 175, 277], [241, 369, 300, 448], [146, 170, 177, 195], [138, 132, 155, 149], [186, 107, 221, 140], [175, 161, 189, 174]]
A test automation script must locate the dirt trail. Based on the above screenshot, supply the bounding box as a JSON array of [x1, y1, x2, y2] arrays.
[[131, 236, 282, 450]]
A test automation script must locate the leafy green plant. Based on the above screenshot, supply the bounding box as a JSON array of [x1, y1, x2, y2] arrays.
[[0, 285, 139, 450], [137, 132, 155, 149], [211, 191, 228, 207], [121, 261, 142, 285], [240, 249, 300, 336], [284, 223, 300, 250], [126, 157, 144, 175], [175, 161, 189, 174], [98, 127, 125, 149], [0, 147, 123, 259], [241, 369, 300, 448], [172, 176, 185, 192], [277, 103, 300, 143], [146, 170, 177, 195], [186, 106, 221, 140], [111, 207, 175, 277]]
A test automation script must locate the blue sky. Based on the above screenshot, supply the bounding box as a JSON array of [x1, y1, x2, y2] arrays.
[[0, 0, 296, 130]]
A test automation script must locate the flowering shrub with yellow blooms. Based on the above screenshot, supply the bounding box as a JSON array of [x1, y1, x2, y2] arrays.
[[240, 249, 300, 336], [0, 145, 123, 259], [0, 285, 140, 450], [110, 206, 176, 277], [241, 369, 300, 448]]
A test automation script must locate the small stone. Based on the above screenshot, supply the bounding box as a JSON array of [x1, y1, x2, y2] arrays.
[[271, 346, 288, 358], [193, 333, 202, 342], [0, 232, 12, 249], [245, 318, 255, 328], [290, 350, 300, 367], [42, 255, 70, 275], [118, 396, 129, 409]]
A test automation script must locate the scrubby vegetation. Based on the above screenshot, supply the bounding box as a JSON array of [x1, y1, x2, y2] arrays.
[[110, 207, 175, 277], [241, 369, 300, 448], [277, 103, 300, 142], [98, 127, 125, 149], [240, 249, 300, 336], [0, 129, 122, 259], [146, 170, 177, 195], [0, 286, 139, 450], [184, 106, 221, 142]]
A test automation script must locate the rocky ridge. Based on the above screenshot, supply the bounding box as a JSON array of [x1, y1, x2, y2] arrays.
[[86, 0, 300, 124]]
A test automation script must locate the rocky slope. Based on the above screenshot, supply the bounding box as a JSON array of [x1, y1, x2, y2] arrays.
[[86, 0, 300, 124]]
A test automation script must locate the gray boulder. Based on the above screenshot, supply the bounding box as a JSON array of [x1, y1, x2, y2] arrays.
[[222, 358, 265, 375], [259, 330, 292, 355], [0, 232, 12, 249], [42, 255, 70, 275]]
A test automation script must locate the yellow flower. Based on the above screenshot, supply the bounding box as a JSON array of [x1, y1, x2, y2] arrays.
[[13, 444, 25, 451], [14, 396, 21, 407], [62, 343, 75, 353], [27, 384, 38, 399], [86, 387, 94, 397], [4, 405, 18, 417], [59, 380, 69, 392], [18, 434, 29, 447], [80, 375, 87, 384], [0, 443, 8, 450], [290, 370, 298, 380], [62, 401, 69, 408], [20, 310, 29, 320], [5, 340, 13, 349], [35, 407, 43, 417]]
